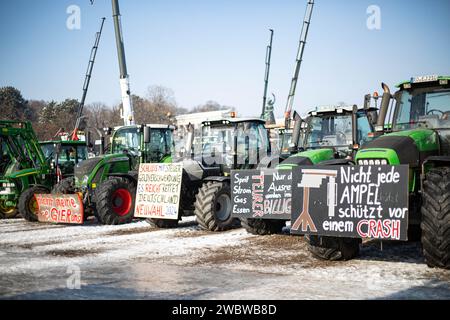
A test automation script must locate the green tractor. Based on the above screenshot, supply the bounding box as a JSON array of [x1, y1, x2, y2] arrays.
[[40, 139, 89, 180], [0, 121, 54, 220], [241, 104, 378, 235], [308, 75, 450, 269], [53, 124, 175, 225], [150, 117, 272, 231]]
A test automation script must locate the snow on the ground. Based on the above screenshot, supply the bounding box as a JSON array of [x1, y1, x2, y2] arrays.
[[0, 218, 449, 299]]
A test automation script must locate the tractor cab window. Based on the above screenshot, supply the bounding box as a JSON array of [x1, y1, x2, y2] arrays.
[[59, 146, 87, 164], [236, 122, 270, 166], [112, 128, 140, 155], [201, 121, 269, 167], [201, 125, 234, 162], [41, 144, 87, 165], [305, 114, 353, 150], [145, 129, 174, 162], [41, 144, 54, 160], [394, 89, 450, 131], [356, 112, 374, 146]]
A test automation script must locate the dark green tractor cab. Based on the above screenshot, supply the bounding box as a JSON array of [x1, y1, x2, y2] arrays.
[[40, 139, 88, 179]]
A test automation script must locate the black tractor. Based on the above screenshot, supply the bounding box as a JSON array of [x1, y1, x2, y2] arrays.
[[148, 117, 272, 231]]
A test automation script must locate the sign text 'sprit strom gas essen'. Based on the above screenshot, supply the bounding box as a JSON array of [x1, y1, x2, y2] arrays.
[[134, 163, 183, 220], [231, 165, 409, 241], [35, 193, 84, 224]]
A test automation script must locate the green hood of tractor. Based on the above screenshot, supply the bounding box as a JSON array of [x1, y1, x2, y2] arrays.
[[355, 128, 438, 166], [74, 153, 131, 188], [277, 148, 334, 170], [6, 168, 41, 180]]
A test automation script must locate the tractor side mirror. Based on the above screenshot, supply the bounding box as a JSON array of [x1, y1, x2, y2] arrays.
[[143, 126, 151, 144]]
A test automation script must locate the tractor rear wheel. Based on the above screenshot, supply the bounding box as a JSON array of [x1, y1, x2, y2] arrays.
[[18, 186, 50, 222], [306, 235, 360, 261], [241, 218, 285, 235], [194, 181, 237, 231], [95, 177, 136, 225], [421, 167, 450, 269], [52, 177, 75, 194]]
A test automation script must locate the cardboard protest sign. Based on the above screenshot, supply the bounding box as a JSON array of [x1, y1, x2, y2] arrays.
[[134, 163, 183, 220], [35, 194, 84, 224], [231, 169, 292, 220], [290, 165, 409, 241]]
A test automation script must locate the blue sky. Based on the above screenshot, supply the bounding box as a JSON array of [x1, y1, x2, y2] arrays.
[[0, 0, 449, 117]]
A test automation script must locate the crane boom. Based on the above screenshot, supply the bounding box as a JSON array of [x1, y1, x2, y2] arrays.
[[112, 0, 135, 126], [72, 17, 106, 141], [261, 29, 274, 122], [284, 0, 314, 128]]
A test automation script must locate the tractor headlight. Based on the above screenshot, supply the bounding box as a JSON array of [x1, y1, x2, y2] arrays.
[[358, 159, 388, 165], [1, 183, 15, 188]]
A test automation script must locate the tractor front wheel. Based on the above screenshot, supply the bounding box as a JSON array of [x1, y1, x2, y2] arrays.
[[18, 186, 50, 222], [306, 235, 360, 261], [95, 178, 136, 225], [421, 167, 450, 269], [241, 218, 285, 235], [0, 200, 17, 219], [194, 181, 237, 231]]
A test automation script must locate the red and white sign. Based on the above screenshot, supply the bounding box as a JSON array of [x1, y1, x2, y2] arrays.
[[35, 194, 84, 224]]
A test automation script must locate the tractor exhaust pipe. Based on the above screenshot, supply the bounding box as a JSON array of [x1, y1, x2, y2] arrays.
[[376, 82, 391, 131], [290, 111, 303, 153], [352, 105, 358, 147], [184, 123, 195, 159]]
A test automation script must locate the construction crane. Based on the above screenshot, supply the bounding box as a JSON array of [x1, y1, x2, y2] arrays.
[[284, 0, 315, 129], [90, 0, 135, 126], [71, 17, 106, 141], [112, 0, 135, 126], [261, 29, 275, 124]]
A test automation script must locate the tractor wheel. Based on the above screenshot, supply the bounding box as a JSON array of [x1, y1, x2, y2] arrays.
[[0, 200, 18, 219], [52, 177, 75, 194], [306, 235, 360, 261], [421, 167, 450, 269], [194, 181, 237, 231], [95, 177, 136, 225], [241, 218, 285, 235], [18, 186, 50, 222]]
